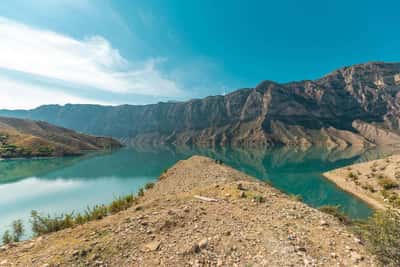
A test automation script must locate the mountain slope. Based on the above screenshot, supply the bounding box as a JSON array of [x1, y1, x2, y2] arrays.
[[0, 117, 121, 158], [2, 62, 400, 148]]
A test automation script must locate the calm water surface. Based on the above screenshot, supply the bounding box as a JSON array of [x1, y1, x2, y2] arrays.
[[0, 146, 395, 238]]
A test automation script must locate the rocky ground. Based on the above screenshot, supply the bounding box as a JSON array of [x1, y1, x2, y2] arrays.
[[324, 154, 400, 210], [0, 156, 376, 266]]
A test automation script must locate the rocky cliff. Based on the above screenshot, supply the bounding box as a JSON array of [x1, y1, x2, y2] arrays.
[[2, 62, 400, 148]]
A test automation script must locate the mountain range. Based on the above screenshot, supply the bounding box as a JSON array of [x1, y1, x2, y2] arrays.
[[2, 62, 400, 149]]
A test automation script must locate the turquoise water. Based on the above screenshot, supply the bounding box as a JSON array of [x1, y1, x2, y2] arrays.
[[1, 146, 390, 238]]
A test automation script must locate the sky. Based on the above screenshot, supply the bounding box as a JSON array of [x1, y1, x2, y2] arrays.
[[0, 0, 399, 109]]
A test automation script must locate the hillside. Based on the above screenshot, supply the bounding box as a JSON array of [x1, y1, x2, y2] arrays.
[[0, 117, 121, 158], [324, 155, 400, 210], [1, 62, 400, 149], [0, 156, 375, 266]]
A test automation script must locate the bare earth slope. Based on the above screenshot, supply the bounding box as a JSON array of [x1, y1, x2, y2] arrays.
[[0, 156, 375, 266], [0, 116, 121, 158], [324, 155, 400, 210]]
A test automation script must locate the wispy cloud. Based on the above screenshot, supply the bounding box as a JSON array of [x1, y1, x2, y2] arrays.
[[0, 75, 111, 109], [0, 16, 184, 109]]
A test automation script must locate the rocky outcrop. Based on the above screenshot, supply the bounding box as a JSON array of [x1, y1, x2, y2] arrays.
[[2, 62, 400, 148]]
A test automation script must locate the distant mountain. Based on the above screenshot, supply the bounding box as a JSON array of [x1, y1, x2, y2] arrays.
[[2, 62, 400, 149], [0, 117, 121, 158]]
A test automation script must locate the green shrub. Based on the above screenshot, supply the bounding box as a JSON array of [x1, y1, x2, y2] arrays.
[[31, 211, 75, 236], [29, 192, 140, 237], [318, 205, 351, 225], [138, 188, 144, 197], [378, 178, 399, 190], [253, 195, 266, 203], [348, 172, 358, 181], [289, 194, 303, 202], [12, 219, 24, 242], [83, 205, 108, 221], [37, 146, 54, 156], [2, 230, 12, 245], [145, 182, 155, 190], [108, 194, 135, 214], [357, 209, 400, 266]]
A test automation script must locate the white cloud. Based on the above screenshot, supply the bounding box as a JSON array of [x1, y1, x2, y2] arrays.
[[0, 75, 111, 109], [0, 17, 183, 98]]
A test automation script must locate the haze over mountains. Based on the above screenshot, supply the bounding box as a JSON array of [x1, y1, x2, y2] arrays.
[[2, 62, 400, 149]]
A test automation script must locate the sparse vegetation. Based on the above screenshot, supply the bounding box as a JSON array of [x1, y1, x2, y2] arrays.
[[1, 220, 25, 244], [289, 194, 303, 202], [2, 230, 12, 245], [145, 182, 155, 190], [138, 188, 145, 197], [12, 219, 24, 242], [2, 192, 138, 240], [356, 209, 400, 267], [378, 177, 399, 190], [253, 195, 265, 203], [318, 205, 351, 225]]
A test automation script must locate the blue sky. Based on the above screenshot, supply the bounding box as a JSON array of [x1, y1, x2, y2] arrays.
[[0, 0, 399, 109]]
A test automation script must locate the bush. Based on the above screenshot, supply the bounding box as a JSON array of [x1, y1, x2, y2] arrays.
[[138, 188, 144, 197], [253, 195, 266, 203], [108, 194, 135, 214], [378, 178, 399, 190], [289, 194, 303, 202], [357, 209, 400, 266], [145, 182, 155, 190], [2, 230, 12, 245], [30, 192, 138, 236], [318, 205, 351, 225], [12, 219, 24, 242], [31, 211, 75, 236]]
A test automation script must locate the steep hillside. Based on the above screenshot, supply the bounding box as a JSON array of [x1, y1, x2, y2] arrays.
[[2, 62, 400, 148], [0, 156, 376, 266], [0, 117, 121, 158]]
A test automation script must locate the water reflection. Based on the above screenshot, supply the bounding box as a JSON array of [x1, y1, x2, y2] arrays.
[[2, 145, 400, 237]]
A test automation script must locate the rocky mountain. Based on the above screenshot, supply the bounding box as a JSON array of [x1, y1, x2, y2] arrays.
[[0, 116, 121, 158], [2, 62, 400, 149]]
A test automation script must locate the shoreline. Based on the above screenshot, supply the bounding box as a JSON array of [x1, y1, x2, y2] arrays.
[[323, 171, 386, 211]]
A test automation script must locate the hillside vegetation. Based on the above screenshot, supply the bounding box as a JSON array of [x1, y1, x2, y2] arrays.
[[0, 116, 121, 158]]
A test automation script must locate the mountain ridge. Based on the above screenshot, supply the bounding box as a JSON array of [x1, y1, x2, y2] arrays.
[[2, 62, 400, 148]]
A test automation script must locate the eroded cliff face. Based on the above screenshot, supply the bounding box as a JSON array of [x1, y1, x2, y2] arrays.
[[2, 62, 400, 149]]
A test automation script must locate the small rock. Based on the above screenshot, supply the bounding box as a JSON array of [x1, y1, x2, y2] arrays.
[[239, 191, 246, 198], [330, 252, 338, 258], [354, 237, 362, 244], [351, 251, 364, 263], [198, 238, 208, 249], [237, 183, 245, 191], [143, 240, 161, 252], [320, 220, 329, 226], [0, 260, 8, 266]]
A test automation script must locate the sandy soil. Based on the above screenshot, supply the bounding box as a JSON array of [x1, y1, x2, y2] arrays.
[[0, 156, 376, 266], [324, 155, 400, 210]]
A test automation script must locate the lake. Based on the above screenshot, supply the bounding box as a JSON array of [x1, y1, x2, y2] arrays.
[[1, 145, 395, 239]]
